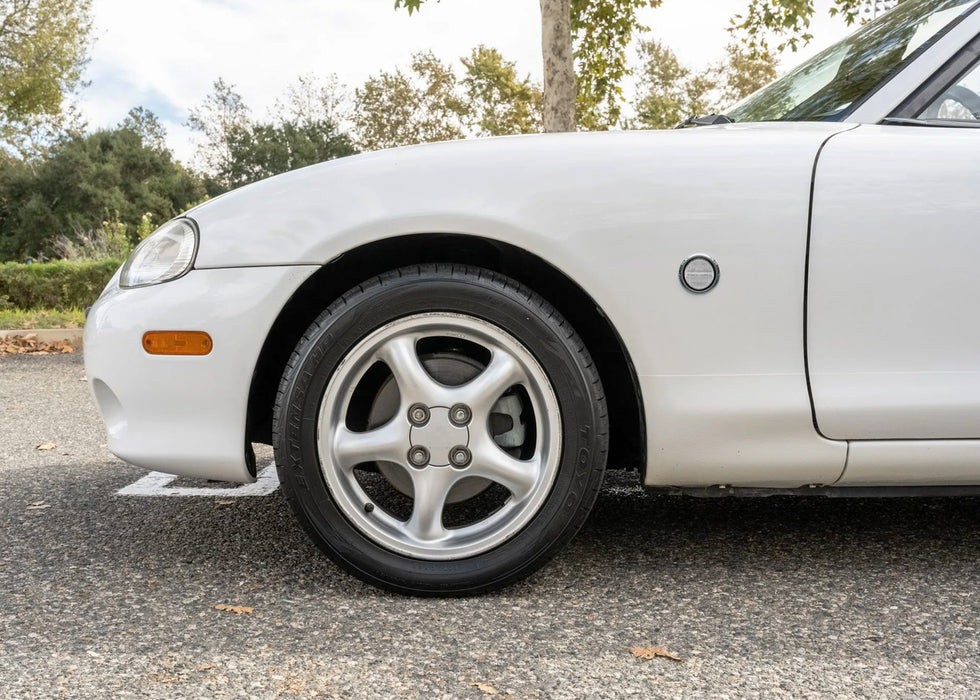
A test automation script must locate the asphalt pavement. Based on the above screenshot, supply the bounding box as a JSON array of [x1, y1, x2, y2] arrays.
[[1, 354, 978, 698]]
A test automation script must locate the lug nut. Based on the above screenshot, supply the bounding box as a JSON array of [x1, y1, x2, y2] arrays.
[[408, 446, 430, 467], [408, 403, 430, 426], [449, 446, 471, 468], [449, 403, 472, 426]]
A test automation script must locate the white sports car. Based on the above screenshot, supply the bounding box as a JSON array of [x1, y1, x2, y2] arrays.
[[86, 0, 980, 594]]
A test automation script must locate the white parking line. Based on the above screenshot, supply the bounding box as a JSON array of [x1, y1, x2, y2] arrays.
[[116, 464, 280, 497]]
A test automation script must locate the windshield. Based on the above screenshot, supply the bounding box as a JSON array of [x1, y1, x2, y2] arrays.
[[725, 0, 979, 123]]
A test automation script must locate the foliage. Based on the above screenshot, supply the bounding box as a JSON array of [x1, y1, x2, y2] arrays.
[[50, 210, 133, 262], [189, 77, 358, 191], [353, 47, 543, 148], [272, 73, 348, 127], [571, 0, 661, 130], [0, 260, 119, 310], [0, 306, 85, 329], [121, 106, 167, 151], [222, 120, 357, 190], [187, 78, 251, 184], [395, 0, 658, 131], [353, 51, 468, 151], [715, 43, 779, 104], [461, 46, 542, 136], [4, 105, 87, 161], [0, 109, 206, 260], [732, 0, 871, 53], [0, 0, 93, 156], [631, 38, 779, 129], [393, 0, 428, 12], [632, 40, 709, 129]]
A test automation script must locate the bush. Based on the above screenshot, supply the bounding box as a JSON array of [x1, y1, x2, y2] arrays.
[[0, 260, 121, 310], [51, 211, 135, 262]]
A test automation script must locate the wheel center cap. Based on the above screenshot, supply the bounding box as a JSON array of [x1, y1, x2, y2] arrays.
[[409, 407, 469, 467]]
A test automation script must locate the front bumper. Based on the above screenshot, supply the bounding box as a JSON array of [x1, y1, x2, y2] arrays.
[[84, 265, 319, 482]]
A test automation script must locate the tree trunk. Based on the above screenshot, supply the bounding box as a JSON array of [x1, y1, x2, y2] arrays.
[[539, 0, 576, 132]]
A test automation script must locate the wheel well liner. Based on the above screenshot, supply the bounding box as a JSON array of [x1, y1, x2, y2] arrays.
[[246, 233, 645, 470]]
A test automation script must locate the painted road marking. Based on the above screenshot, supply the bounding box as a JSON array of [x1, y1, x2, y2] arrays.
[[117, 464, 280, 497]]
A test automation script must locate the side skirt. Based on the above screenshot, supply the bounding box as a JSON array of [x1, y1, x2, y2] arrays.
[[646, 485, 980, 498]]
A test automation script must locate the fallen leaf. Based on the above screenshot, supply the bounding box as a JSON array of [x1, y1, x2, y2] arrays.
[[36, 443, 56, 451], [214, 604, 254, 615], [468, 682, 498, 695], [630, 646, 684, 662], [0, 335, 75, 355]]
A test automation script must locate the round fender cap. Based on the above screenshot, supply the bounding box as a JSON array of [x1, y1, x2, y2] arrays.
[[679, 255, 719, 293]]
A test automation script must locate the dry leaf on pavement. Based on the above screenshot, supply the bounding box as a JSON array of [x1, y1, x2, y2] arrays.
[[468, 682, 498, 695], [630, 646, 684, 662], [0, 336, 74, 355], [214, 604, 254, 615]]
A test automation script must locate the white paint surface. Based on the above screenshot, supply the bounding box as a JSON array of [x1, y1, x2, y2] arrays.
[[809, 125, 980, 440], [117, 464, 280, 497]]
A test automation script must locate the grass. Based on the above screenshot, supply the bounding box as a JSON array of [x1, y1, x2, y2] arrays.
[[0, 307, 86, 330]]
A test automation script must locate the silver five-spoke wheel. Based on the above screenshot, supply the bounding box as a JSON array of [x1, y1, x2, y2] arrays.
[[319, 312, 561, 559]]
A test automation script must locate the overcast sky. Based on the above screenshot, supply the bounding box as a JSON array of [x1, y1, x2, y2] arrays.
[[76, 0, 857, 164]]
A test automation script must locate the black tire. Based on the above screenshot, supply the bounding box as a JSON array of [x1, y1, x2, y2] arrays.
[[273, 264, 608, 595]]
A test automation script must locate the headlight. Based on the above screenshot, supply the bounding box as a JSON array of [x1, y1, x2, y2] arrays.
[[119, 218, 198, 288]]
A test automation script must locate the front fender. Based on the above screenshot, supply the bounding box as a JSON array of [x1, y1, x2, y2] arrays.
[[191, 124, 850, 486]]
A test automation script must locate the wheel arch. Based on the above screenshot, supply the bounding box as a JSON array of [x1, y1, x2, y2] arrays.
[[246, 233, 645, 471]]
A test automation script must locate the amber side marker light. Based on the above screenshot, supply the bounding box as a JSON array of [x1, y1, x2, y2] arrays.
[[142, 331, 213, 356]]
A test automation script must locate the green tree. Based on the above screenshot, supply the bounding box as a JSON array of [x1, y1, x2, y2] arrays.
[[0, 0, 93, 156], [221, 120, 357, 190], [189, 77, 359, 191], [353, 51, 468, 150], [0, 110, 206, 260], [632, 40, 713, 129], [395, 0, 656, 132], [461, 46, 542, 136], [187, 78, 251, 183], [713, 43, 778, 104], [631, 38, 778, 129], [571, 0, 661, 129], [732, 0, 908, 53], [121, 106, 167, 151], [272, 73, 348, 127]]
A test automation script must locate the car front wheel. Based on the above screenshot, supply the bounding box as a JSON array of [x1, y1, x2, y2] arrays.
[[273, 264, 608, 595]]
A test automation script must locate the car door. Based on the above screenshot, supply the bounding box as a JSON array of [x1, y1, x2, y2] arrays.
[[807, 47, 980, 442]]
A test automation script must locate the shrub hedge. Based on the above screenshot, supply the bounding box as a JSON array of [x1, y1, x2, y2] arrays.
[[0, 260, 121, 311]]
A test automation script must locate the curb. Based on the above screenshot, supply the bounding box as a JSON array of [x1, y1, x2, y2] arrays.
[[0, 329, 84, 347]]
